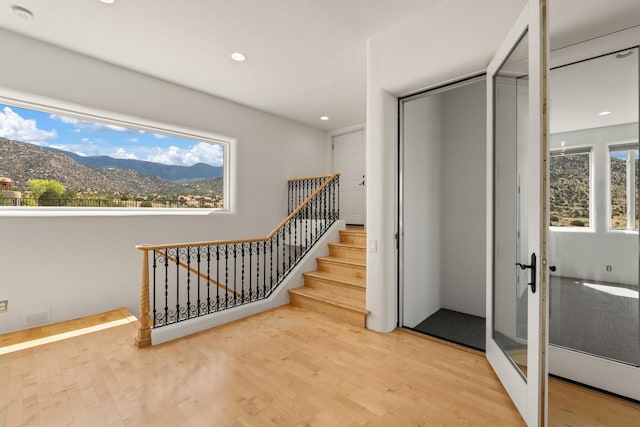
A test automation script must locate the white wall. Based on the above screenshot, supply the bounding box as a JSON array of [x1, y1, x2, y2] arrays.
[[401, 93, 443, 327], [549, 123, 639, 285], [367, 0, 525, 332], [441, 80, 487, 318], [401, 80, 487, 325], [0, 29, 328, 334]]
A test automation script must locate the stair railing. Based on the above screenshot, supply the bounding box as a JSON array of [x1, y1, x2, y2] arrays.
[[135, 174, 339, 347]]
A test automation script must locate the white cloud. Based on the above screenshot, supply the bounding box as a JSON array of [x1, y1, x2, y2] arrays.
[[50, 114, 130, 133], [147, 142, 223, 166], [128, 137, 139, 143], [112, 148, 139, 160], [153, 133, 168, 139], [0, 106, 58, 145]]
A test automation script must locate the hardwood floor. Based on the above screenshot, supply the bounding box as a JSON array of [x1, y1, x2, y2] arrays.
[[2, 306, 523, 426], [1, 306, 638, 426]]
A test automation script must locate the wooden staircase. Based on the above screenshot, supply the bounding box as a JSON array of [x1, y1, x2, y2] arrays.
[[288, 228, 368, 327]]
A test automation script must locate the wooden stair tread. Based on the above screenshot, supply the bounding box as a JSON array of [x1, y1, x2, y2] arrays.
[[288, 287, 368, 313], [316, 256, 365, 268], [340, 229, 367, 236], [303, 271, 365, 290], [328, 242, 366, 250]]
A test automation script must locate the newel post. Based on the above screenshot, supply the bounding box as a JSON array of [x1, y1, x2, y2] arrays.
[[135, 245, 152, 348]]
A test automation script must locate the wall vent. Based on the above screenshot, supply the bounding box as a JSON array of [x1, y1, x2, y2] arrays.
[[22, 308, 51, 328]]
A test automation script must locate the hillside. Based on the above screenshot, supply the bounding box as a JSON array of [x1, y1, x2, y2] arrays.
[[0, 138, 222, 197], [550, 152, 638, 227], [43, 146, 222, 182]]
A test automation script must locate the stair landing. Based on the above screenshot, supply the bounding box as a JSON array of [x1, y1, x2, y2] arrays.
[[288, 228, 368, 327]]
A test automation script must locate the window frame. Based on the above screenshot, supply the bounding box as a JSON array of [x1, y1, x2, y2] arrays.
[[607, 142, 639, 233], [0, 96, 232, 215], [549, 146, 594, 232]]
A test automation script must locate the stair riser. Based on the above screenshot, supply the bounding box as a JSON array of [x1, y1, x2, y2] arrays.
[[304, 276, 365, 298], [329, 245, 366, 262], [289, 293, 367, 327], [316, 260, 366, 281], [339, 232, 366, 247]]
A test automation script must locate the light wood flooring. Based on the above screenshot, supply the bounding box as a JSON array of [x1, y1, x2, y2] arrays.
[[1, 306, 639, 426]]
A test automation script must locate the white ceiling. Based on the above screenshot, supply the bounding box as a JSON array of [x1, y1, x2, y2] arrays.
[[550, 48, 638, 134], [0, 0, 444, 131], [0, 0, 637, 133]]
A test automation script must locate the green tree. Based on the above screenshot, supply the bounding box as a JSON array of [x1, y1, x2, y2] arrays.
[[28, 179, 65, 205]]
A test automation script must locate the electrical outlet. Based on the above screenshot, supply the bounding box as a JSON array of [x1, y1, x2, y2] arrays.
[[0, 300, 7, 313], [606, 265, 612, 272]]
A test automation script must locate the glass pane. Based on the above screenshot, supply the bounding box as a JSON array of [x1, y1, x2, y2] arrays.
[[610, 148, 629, 230], [493, 31, 529, 379], [549, 48, 639, 366], [550, 151, 591, 227], [636, 149, 639, 230]]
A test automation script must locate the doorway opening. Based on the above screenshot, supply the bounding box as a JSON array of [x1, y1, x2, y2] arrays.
[[398, 76, 487, 351]]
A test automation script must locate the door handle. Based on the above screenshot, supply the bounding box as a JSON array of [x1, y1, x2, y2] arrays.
[[515, 252, 536, 294]]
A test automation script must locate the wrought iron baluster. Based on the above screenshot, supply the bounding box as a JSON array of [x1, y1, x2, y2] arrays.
[[282, 227, 286, 278], [224, 243, 229, 309], [206, 246, 211, 314], [196, 247, 201, 316], [233, 242, 238, 306], [288, 218, 292, 272], [276, 231, 279, 284], [269, 237, 273, 294], [175, 248, 180, 323], [216, 245, 220, 311], [186, 247, 192, 319], [152, 250, 157, 327], [249, 241, 260, 299], [262, 240, 266, 297], [336, 178, 340, 219], [241, 242, 245, 303], [164, 250, 169, 326], [294, 210, 298, 262]]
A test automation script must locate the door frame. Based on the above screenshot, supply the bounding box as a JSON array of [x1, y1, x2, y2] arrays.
[[485, 1, 548, 425]]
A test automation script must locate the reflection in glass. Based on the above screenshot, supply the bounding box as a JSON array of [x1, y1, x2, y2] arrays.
[[493, 31, 530, 379], [548, 48, 639, 366]]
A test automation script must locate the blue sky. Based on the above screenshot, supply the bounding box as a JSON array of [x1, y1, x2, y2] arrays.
[[0, 104, 223, 166]]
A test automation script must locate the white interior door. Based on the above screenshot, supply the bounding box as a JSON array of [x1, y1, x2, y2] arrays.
[[486, 1, 548, 425], [333, 130, 366, 225]]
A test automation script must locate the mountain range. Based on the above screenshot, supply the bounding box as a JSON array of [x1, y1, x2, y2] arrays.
[[0, 138, 222, 197], [43, 146, 222, 182]]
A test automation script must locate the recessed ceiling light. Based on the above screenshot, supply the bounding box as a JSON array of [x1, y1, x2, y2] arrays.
[[616, 50, 633, 59], [231, 52, 246, 62], [99, 0, 115, 4], [320, 116, 329, 121], [11, 5, 34, 20], [598, 111, 612, 116]]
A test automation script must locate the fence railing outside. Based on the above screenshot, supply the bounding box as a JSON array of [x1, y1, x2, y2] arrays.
[[0, 197, 223, 208], [134, 174, 339, 347]]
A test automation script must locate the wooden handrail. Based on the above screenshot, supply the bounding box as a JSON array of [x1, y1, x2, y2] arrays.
[[136, 173, 340, 251], [160, 250, 241, 297], [287, 174, 335, 183]]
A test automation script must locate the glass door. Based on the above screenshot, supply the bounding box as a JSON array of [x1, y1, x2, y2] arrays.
[[486, 1, 548, 424], [547, 47, 640, 401]]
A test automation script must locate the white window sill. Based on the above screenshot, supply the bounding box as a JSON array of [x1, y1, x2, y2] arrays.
[[0, 207, 228, 217], [549, 226, 595, 233], [607, 229, 639, 235]]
